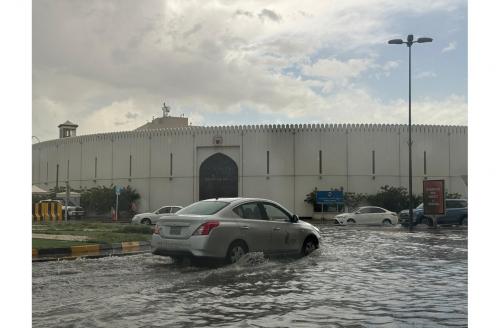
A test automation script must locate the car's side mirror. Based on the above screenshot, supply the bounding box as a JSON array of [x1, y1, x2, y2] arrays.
[[291, 214, 299, 223]]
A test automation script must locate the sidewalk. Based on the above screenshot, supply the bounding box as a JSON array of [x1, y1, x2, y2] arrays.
[[32, 233, 89, 241]]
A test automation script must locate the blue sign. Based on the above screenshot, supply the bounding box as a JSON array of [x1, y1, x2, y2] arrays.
[[316, 190, 344, 204], [115, 186, 122, 195]]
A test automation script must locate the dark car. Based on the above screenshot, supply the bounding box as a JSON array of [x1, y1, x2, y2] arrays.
[[398, 199, 468, 226]]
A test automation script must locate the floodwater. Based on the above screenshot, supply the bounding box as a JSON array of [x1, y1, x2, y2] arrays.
[[32, 223, 467, 327]]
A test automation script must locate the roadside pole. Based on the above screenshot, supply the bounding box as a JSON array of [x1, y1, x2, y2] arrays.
[[65, 160, 69, 222], [431, 215, 437, 228], [115, 186, 121, 222]]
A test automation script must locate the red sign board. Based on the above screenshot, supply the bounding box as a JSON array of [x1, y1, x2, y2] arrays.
[[423, 180, 445, 215]]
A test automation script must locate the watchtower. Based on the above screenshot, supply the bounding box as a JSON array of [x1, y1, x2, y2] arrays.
[[58, 121, 78, 138]]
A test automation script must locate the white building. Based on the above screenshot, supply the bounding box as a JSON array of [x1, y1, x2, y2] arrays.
[[32, 122, 467, 217]]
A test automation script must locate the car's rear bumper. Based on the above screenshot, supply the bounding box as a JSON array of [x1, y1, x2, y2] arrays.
[[151, 234, 225, 259], [68, 211, 85, 218]]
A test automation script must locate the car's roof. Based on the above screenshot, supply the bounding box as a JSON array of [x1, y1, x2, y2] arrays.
[[201, 197, 277, 203], [358, 206, 388, 210]]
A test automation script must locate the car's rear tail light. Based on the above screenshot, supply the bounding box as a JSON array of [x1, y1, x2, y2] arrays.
[[193, 220, 220, 235], [153, 224, 160, 235]]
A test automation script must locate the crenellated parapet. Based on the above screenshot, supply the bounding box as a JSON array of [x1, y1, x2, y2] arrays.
[[32, 123, 467, 150]]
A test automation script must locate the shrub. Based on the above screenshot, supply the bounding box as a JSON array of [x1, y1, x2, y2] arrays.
[[305, 185, 439, 213], [80, 185, 141, 215]]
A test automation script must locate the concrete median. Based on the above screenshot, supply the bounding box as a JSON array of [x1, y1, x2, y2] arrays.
[[33, 241, 151, 262]]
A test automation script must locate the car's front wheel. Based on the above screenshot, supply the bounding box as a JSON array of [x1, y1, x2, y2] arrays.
[[382, 219, 393, 226], [141, 218, 152, 225], [302, 237, 318, 256], [347, 219, 356, 224], [226, 241, 248, 264]]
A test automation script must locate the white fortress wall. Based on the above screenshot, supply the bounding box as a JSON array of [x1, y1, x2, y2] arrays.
[[32, 124, 468, 217]]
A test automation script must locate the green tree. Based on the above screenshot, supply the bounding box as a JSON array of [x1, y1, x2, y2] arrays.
[[80, 185, 141, 216]]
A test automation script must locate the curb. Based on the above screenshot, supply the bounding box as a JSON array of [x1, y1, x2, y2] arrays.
[[33, 241, 151, 259]]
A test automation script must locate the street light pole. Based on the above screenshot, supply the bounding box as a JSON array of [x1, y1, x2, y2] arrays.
[[388, 34, 432, 232], [408, 36, 413, 232]]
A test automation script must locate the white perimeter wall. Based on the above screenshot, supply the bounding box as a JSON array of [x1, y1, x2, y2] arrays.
[[32, 124, 468, 217]]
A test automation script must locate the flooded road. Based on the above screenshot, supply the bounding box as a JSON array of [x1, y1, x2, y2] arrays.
[[32, 223, 467, 327]]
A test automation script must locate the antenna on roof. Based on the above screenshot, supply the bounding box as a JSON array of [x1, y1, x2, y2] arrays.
[[162, 102, 171, 118]]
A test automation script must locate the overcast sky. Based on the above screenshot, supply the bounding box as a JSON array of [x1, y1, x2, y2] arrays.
[[32, 0, 467, 141]]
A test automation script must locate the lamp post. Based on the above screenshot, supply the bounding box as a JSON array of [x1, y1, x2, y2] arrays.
[[388, 34, 432, 231]]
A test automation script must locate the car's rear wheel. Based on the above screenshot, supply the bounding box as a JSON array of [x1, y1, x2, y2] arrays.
[[226, 241, 248, 264], [141, 218, 152, 225], [302, 237, 318, 256], [382, 219, 393, 226], [461, 216, 468, 226], [347, 219, 356, 224]]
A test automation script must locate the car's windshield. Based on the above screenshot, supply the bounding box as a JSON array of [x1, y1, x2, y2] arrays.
[[416, 203, 424, 209], [177, 201, 229, 215]]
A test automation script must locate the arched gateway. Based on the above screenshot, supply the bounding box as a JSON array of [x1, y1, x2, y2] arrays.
[[199, 153, 238, 200]]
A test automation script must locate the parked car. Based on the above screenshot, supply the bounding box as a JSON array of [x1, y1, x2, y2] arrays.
[[38, 199, 85, 219], [398, 199, 468, 226], [131, 206, 183, 225], [151, 197, 321, 264], [334, 206, 398, 225]]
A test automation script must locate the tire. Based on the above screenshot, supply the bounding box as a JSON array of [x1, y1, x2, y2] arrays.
[[461, 216, 468, 226], [226, 241, 248, 264], [302, 237, 317, 256], [170, 256, 183, 264], [347, 219, 356, 224], [421, 217, 432, 226], [382, 219, 393, 226], [141, 218, 152, 225]]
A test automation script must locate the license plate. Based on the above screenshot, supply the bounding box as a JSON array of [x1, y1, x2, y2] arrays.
[[170, 226, 182, 235]]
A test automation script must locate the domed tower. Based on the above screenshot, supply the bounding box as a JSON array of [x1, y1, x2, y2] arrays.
[[58, 120, 78, 138]]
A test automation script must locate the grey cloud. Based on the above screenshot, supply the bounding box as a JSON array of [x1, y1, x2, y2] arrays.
[[125, 112, 139, 119], [183, 23, 203, 38], [234, 9, 253, 18], [32, 0, 467, 141], [258, 9, 281, 22]]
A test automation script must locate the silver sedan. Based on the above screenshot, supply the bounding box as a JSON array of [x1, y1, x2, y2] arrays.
[[334, 206, 398, 225], [151, 198, 321, 264], [131, 205, 183, 225]]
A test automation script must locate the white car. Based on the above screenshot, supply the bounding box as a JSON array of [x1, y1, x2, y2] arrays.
[[335, 206, 398, 226], [131, 206, 183, 225]]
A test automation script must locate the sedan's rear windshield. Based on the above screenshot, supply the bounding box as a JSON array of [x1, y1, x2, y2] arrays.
[[177, 201, 229, 215]]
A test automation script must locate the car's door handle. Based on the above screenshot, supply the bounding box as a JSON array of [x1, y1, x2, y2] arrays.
[[240, 226, 249, 230], [273, 227, 281, 231]]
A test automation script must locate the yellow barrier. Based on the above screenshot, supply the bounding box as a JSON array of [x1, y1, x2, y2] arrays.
[[50, 202, 56, 223], [42, 202, 49, 223], [57, 203, 63, 223], [34, 203, 41, 223], [36, 201, 64, 224]]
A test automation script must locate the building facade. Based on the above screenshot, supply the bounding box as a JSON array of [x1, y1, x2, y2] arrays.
[[32, 123, 467, 217]]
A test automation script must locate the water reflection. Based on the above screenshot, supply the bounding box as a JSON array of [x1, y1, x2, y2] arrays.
[[32, 224, 467, 327]]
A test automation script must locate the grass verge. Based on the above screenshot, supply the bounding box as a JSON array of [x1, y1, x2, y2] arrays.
[[32, 239, 91, 249], [32, 222, 152, 248]]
